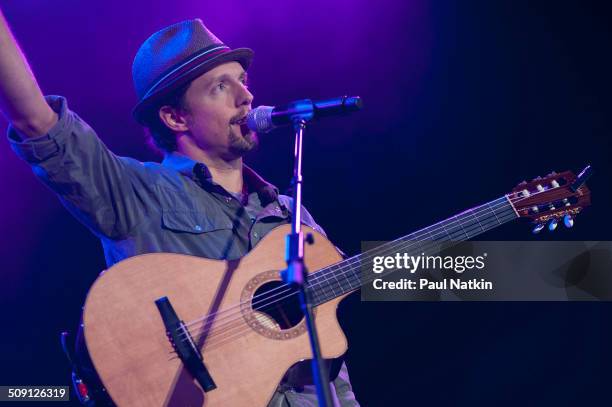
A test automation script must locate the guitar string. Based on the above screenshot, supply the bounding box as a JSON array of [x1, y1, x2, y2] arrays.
[[172, 197, 520, 346], [169, 208, 519, 358], [175, 188, 557, 343], [177, 197, 505, 327], [179, 203, 514, 345], [174, 186, 564, 345], [179, 195, 509, 334], [185, 209, 519, 353]]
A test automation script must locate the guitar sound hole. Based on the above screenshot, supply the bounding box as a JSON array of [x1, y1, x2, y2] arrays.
[[252, 281, 303, 330]]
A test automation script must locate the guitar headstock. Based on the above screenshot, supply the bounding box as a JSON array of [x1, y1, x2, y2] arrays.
[[509, 166, 592, 233]]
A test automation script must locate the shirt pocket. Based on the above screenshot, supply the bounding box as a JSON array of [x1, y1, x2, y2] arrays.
[[161, 209, 233, 234]]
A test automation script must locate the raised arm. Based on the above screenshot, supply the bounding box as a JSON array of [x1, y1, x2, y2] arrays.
[[0, 9, 57, 138], [0, 8, 154, 241]]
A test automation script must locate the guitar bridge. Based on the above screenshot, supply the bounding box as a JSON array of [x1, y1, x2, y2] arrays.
[[155, 296, 217, 392]]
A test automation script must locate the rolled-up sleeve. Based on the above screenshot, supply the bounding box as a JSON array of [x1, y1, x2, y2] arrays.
[[8, 96, 152, 239]]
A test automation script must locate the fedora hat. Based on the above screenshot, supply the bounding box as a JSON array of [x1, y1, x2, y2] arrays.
[[132, 19, 253, 124]]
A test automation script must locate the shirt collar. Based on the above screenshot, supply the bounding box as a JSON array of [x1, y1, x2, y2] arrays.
[[162, 152, 280, 205]]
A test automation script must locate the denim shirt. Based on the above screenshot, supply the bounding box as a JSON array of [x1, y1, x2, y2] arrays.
[[8, 96, 329, 267], [8, 96, 359, 406]]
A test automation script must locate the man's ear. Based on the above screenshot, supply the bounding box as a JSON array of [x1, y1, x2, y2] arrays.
[[158, 105, 189, 132]]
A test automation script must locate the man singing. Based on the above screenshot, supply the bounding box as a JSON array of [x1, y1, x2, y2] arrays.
[[0, 11, 358, 407]]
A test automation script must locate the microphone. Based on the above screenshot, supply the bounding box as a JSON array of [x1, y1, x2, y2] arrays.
[[246, 96, 362, 133]]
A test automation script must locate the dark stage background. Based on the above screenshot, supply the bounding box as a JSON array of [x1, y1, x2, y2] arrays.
[[1, 1, 611, 406]]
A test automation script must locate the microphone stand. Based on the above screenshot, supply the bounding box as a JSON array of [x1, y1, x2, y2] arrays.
[[281, 100, 334, 407]]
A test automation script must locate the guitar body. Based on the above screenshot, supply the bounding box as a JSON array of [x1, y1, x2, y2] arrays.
[[82, 225, 348, 407]]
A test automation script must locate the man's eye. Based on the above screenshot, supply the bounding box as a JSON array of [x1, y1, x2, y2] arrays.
[[241, 78, 249, 87], [217, 82, 226, 90]]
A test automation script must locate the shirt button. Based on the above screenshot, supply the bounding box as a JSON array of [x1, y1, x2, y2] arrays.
[[194, 225, 203, 232], [225, 197, 231, 203], [253, 232, 259, 238]]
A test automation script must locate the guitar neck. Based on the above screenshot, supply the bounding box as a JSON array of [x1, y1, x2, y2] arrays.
[[308, 195, 519, 305]]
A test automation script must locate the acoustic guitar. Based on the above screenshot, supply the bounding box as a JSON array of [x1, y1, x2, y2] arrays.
[[83, 168, 591, 406]]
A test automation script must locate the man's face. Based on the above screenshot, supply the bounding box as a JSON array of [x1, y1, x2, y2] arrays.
[[180, 61, 257, 160]]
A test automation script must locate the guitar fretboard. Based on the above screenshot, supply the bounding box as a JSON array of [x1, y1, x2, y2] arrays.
[[307, 196, 518, 305]]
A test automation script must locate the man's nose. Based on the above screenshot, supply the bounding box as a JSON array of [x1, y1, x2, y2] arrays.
[[237, 84, 253, 107]]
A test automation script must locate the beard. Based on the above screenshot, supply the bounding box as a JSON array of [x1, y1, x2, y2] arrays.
[[228, 124, 259, 157]]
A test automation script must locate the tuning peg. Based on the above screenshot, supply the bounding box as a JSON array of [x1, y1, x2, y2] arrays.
[[532, 223, 546, 234], [548, 218, 558, 231], [563, 214, 574, 228], [570, 165, 593, 192]]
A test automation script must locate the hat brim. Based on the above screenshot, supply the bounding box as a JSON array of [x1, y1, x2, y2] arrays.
[[132, 47, 253, 125]]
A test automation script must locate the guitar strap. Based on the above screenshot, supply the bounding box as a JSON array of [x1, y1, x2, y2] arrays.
[[63, 325, 115, 406]]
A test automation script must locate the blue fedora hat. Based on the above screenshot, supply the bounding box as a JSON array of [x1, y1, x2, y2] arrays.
[[132, 19, 253, 124]]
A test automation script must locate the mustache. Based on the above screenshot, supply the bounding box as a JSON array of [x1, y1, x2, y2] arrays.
[[229, 109, 251, 124]]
